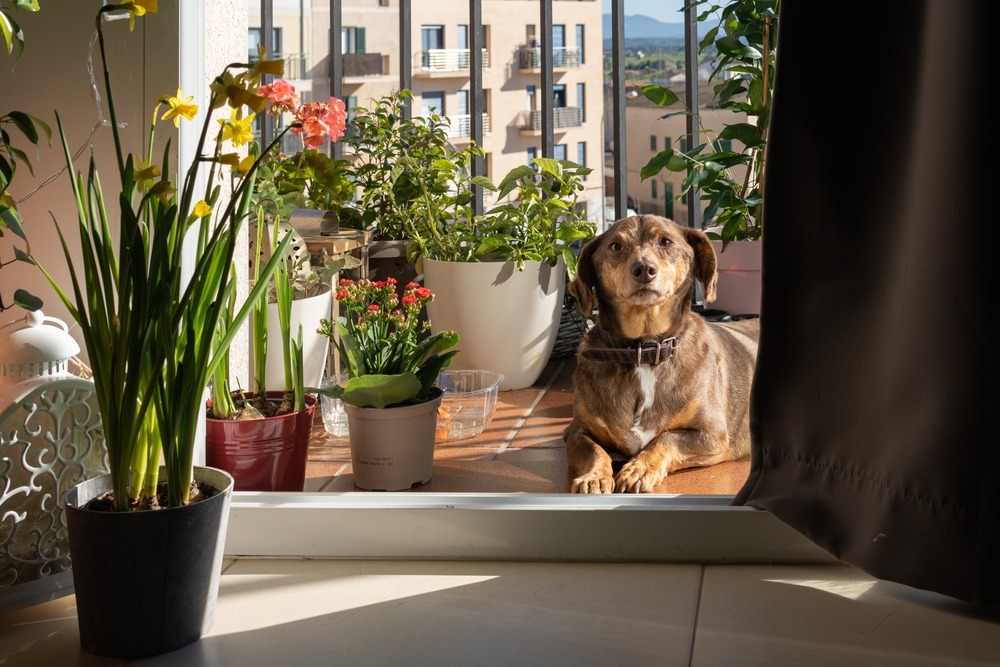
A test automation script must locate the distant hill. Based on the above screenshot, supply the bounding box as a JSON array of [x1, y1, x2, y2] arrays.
[[601, 14, 686, 41]]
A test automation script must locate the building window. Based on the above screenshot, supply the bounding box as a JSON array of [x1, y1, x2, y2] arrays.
[[421, 91, 445, 117], [421, 25, 443, 68], [248, 27, 281, 61], [527, 146, 537, 167], [341, 26, 365, 54], [680, 136, 687, 152], [652, 180, 658, 199], [576, 83, 585, 122], [664, 137, 672, 151], [577, 141, 586, 168], [554, 143, 567, 161], [526, 84, 536, 111], [576, 24, 585, 64], [650, 135, 657, 152], [457, 24, 468, 50], [664, 182, 674, 218], [553, 84, 566, 108]]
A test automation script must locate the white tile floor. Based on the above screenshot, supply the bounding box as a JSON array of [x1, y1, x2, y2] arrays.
[[2, 560, 998, 666]]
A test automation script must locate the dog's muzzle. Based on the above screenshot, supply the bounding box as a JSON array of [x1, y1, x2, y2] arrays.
[[581, 337, 678, 366]]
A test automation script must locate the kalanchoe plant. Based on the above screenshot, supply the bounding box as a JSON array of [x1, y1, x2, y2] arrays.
[[640, 0, 778, 246], [313, 278, 459, 409], [30, 2, 302, 510]]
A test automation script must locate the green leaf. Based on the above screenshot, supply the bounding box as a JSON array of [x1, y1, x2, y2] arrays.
[[341, 373, 422, 409], [641, 84, 679, 107], [12, 288, 41, 311], [640, 150, 687, 180]]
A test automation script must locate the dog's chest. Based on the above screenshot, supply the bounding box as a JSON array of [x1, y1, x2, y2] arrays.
[[623, 365, 659, 454]]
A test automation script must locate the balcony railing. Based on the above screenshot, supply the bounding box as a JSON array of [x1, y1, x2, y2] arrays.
[[417, 48, 490, 75], [343, 53, 386, 78], [446, 113, 491, 140], [517, 107, 582, 133], [518, 46, 580, 70]]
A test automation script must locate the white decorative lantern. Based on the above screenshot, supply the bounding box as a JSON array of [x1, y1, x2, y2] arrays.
[[0, 310, 107, 614]]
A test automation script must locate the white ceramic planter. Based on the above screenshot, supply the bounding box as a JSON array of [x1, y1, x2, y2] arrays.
[[423, 257, 565, 391], [710, 240, 762, 316], [253, 286, 332, 392]]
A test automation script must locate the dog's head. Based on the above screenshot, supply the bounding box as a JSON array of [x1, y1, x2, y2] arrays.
[[569, 215, 717, 339]]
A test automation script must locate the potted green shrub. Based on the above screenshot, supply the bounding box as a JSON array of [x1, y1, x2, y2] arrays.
[[405, 156, 596, 390], [335, 89, 456, 285], [0, 0, 48, 315], [27, 3, 304, 658], [639, 0, 778, 314], [313, 277, 459, 490]]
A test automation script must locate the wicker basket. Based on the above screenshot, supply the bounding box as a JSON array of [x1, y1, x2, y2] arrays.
[[549, 297, 592, 359]]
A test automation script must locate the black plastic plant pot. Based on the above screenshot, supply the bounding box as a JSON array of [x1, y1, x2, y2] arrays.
[[64, 466, 234, 659]]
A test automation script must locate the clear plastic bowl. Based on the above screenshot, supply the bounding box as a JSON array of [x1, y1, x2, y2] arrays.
[[435, 370, 504, 441]]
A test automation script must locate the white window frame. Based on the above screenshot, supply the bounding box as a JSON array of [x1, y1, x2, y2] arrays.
[[214, 5, 824, 567]]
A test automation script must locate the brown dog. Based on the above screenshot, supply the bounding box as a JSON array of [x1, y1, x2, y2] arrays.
[[564, 214, 759, 493]]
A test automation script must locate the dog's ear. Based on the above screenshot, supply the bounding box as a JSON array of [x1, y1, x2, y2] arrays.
[[569, 235, 599, 316], [684, 227, 718, 303]]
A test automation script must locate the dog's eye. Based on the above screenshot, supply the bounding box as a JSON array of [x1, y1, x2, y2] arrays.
[[658, 237, 672, 248], [609, 241, 622, 252]]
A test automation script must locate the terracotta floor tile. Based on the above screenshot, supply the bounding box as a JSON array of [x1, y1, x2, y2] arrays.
[[304, 355, 750, 496]]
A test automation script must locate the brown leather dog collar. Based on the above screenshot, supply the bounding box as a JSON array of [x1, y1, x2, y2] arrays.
[[581, 336, 678, 366]]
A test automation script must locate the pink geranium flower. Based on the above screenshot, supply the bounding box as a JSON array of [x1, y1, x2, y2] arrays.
[[292, 97, 347, 147], [258, 80, 301, 115]]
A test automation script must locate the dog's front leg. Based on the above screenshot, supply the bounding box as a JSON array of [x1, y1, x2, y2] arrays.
[[614, 437, 678, 493], [565, 425, 616, 493]]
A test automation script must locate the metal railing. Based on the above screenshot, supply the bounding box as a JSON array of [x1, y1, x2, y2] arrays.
[[517, 107, 582, 132], [518, 46, 580, 70], [418, 48, 490, 73], [271, 0, 703, 223], [446, 113, 492, 139], [343, 53, 385, 78]]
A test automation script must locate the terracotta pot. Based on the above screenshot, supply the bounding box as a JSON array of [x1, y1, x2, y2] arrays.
[[205, 392, 316, 492], [65, 466, 234, 658], [343, 388, 443, 491]]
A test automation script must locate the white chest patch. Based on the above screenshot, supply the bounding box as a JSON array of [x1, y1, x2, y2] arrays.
[[624, 364, 658, 453]]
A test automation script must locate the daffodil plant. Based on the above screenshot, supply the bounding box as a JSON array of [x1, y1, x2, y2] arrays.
[[32, 1, 300, 510]]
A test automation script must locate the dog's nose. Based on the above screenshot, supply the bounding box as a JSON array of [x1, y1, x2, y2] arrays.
[[631, 258, 658, 283]]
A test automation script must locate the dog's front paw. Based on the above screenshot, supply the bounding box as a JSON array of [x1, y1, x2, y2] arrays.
[[614, 461, 666, 493], [571, 473, 615, 494]]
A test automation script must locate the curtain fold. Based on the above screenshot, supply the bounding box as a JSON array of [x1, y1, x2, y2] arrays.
[[733, 1, 997, 607]]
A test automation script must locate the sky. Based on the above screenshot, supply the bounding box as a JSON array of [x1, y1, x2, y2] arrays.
[[601, 0, 688, 23]]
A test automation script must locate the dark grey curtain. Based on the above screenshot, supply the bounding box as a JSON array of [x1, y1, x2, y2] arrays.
[[733, 2, 997, 608]]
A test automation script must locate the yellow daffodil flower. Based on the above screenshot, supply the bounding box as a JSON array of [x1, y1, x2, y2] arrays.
[[149, 180, 175, 205], [217, 153, 242, 167], [134, 163, 160, 192], [123, 0, 157, 31], [160, 87, 198, 128], [218, 109, 255, 148], [234, 155, 255, 176], [193, 200, 212, 219], [210, 71, 267, 113]]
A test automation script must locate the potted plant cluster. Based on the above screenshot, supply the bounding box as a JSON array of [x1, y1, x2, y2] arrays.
[[313, 277, 459, 491], [404, 156, 595, 390], [24, 3, 305, 658], [639, 0, 778, 315]]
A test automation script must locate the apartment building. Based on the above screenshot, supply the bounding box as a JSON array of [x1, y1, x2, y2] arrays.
[[250, 0, 606, 221]]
